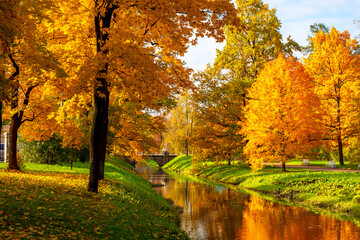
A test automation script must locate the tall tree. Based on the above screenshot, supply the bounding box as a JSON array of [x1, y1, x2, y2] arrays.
[[243, 54, 323, 171], [1, 0, 61, 170], [191, 0, 300, 165], [44, 0, 236, 192], [304, 27, 360, 165], [192, 70, 245, 165], [87, 0, 236, 192]]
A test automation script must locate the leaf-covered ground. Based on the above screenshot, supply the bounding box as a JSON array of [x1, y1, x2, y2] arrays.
[[0, 159, 188, 239]]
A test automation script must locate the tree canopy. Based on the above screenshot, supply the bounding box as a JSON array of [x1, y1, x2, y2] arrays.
[[243, 54, 324, 171]]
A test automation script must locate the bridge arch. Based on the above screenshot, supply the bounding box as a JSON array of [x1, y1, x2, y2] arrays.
[[123, 154, 177, 167]]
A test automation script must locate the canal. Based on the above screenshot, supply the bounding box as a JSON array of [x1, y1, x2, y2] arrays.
[[136, 167, 360, 240]]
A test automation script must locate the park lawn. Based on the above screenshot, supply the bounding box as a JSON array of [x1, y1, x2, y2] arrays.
[[0, 159, 188, 239], [164, 155, 360, 226], [287, 158, 360, 170]]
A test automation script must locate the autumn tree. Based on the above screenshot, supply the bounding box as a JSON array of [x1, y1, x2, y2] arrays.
[[213, 0, 300, 82], [243, 54, 323, 171], [0, 0, 24, 140], [108, 87, 167, 163], [162, 91, 194, 156], [0, 0, 63, 170], [40, 0, 237, 192], [304, 27, 360, 165], [192, 70, 245, 164], [191, 0, 300, 164]]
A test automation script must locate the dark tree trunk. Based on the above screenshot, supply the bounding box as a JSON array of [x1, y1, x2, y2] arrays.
[[88, 2, 116, 192], [98, 89, 109, 180], [88, 77, 108, 192], [6, 53, 39, 170], [7, 54, 20, 170], [281, 161, 286, 172], [8, 84, 36, 170], [336, 98, 344, 165], [338, 133, 344, 165], [8, 114, 20, 170]]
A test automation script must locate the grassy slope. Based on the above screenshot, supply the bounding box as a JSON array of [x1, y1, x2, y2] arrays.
[[163, 155, 360, 226], [0, 159, 188, 239], [162, 155, 192, 172]]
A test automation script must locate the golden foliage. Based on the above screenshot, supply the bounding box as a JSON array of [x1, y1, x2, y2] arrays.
[[243, 54, 324, 170], [304, 27, 360, 163]]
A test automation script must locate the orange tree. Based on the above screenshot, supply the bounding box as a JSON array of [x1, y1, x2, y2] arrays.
[[304, 27, 360, 165], [243, 54, 323, 171], [1, 0, 64, 170], [40, 0, 237, 192]]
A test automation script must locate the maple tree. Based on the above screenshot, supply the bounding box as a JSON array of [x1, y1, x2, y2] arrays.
[[304, 27, 360, 165], [87, 0, 237, 192], [190, 0, 300, 165], [1, 0, 63, 170], [243, 54, 323, 171], [38, 0, 237, 192]]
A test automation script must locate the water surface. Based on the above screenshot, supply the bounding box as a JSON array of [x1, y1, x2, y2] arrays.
[[136, 167, 360, 240]]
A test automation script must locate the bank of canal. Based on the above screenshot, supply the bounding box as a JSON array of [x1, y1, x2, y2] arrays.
[[136, 165, 360, 240]]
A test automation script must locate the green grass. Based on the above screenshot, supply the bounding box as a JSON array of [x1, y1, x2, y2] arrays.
[[163, 155, 360, 226], [162, 155, 193, 172], [288, 159, 360, 170], [0, 159, 188, 239]]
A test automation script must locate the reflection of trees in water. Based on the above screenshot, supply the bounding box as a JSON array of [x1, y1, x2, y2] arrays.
[[140, 168, 360, 240], [160, 178, 248, 239], [237, 195, 360, 240]]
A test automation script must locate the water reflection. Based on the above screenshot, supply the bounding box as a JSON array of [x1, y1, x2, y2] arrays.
[[137, 167, 360, 240]]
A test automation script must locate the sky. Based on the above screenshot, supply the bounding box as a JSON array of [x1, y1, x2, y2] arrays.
[[182, 0, 360, 72]]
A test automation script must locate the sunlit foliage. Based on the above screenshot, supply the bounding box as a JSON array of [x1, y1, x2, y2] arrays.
[[243, 54, 324, 171], [304, 27, 360, 165]]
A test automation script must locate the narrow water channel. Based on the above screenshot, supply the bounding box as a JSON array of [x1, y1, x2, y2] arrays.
[[136, 167, 360, 240]]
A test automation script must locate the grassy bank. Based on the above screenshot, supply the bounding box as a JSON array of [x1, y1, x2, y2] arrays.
[[0, 158, 188, 239], [163, 155, 360, 226]]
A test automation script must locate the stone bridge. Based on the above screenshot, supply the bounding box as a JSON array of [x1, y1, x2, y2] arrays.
[[148, 154, 177, 167], [123, 154, 177, 167]]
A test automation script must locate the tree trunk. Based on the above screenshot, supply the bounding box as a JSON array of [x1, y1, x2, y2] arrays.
[[88, 2, 116, 192], [337, 99, 344, 165], [8, 114, 20, 170], [281, 161, 286, 172], [338, 134, 344, 165], [88, 76, 108, 193], [98, 88, 109, 180]]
